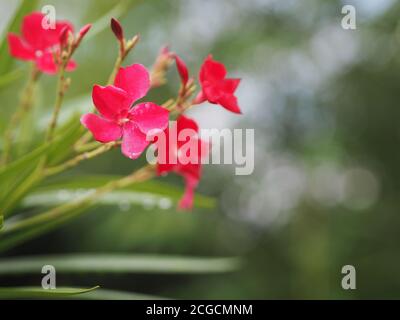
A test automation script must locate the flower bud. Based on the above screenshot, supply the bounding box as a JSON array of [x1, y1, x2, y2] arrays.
[[78, 24, 92, 39], [150, 46, 174, 88], [174, 54, 189, 87], [111, 18, 124, 41], [59, 26, 70, 48]]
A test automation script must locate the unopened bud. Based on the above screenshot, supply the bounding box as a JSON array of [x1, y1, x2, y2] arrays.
[[59, 26, 70, 48], [174, 54, 189, 87], [78, 24, 92, 39], [111, 18, 124, 41], [150, 45, 174, 88]]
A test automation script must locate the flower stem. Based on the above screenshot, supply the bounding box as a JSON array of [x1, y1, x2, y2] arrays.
[[2, 165, 154, 235], [3, 80, 68, 214], [1, 64, 40, 165], [107, 34, 139, 85], [107, 53, 123, 85], [74, 140, 101, 153], [167, 83, 197, 117], [44, 65, 67, 144], [44, 141, 120, 177]]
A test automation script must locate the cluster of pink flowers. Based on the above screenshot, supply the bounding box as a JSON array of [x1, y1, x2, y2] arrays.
[[8, 12, 90, 74], [8, 12, 242, 210]]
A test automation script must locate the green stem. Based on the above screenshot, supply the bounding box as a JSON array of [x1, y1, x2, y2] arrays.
[[107, 53, 123, 85], [2, 165, 154, 235], [74, 140, 101, 153], [1, 64, 40, 165], [45, 66, 66, 144], [44, 141, 120, 177], [1, 164, 44, 215]]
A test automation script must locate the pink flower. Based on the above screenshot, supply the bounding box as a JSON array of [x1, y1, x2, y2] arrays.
[[81, 64, 169, 160], [7, 12, 76, 74], [197, 55, 241, 114], [156, 115, 209, 210]]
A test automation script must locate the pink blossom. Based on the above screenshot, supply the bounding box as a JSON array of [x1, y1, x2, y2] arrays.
[[7, 12, 76, 74], [197, 54, 241, 114], [156, 115, 209, 210], [81, 64, 169, 159]]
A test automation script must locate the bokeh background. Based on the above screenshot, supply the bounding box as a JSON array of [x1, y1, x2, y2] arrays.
[[1, 0, 400, 299]]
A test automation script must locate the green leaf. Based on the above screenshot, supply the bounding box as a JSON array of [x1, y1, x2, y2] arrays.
[[0, 200, 90, 252], [0, 254, 240, 274], [0, 67, 24, 89], [39, 95, 91, 132], [0, 119, 84, 215], [0, 142, 52, 206], [0, 175, 216, 251], [73, 288, 166, 300], [33, 175, 216, 209], [0, 286, 99, 299], [46, 115, 85, 166], [0, 0, 39, 76]]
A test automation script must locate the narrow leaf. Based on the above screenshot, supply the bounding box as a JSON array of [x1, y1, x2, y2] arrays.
[[0, 254, 241, 274], [0, 286, 98, 299], [73, 288, 166, 300], [33, 175, 216, 209]]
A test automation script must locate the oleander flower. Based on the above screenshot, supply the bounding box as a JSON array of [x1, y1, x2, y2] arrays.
[[197, 54, 241, 114], [156, 115, 209, 210], [7, 12, 76, 74], [81, 64, 169, 160]]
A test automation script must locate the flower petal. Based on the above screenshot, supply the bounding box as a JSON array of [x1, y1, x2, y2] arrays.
[[193, 90, 206, 105], [114, 64, 150, 102], [203, 83, 224, 104], [222, 78, 240, 94], [22, 12, 73, 50], [130, 102, 169, 135], [80, 113, 122, 143], [177, 115, 199, 133], [178, 170, 199, 210], [199, 55, 226, 84], [217, 93, 241, 114], [22, 12, 47, 49], [35, 51, 57, 74], [54, 21, 74, 41], [92, 85, 131, 121], [121, 122, 149, 159], [157, 163, 175, 176], [7, 33, 35, 60], [66, 58, 77, 72]]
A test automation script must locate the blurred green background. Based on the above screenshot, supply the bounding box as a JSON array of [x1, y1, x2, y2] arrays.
[[1, 0, 400, 299]]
